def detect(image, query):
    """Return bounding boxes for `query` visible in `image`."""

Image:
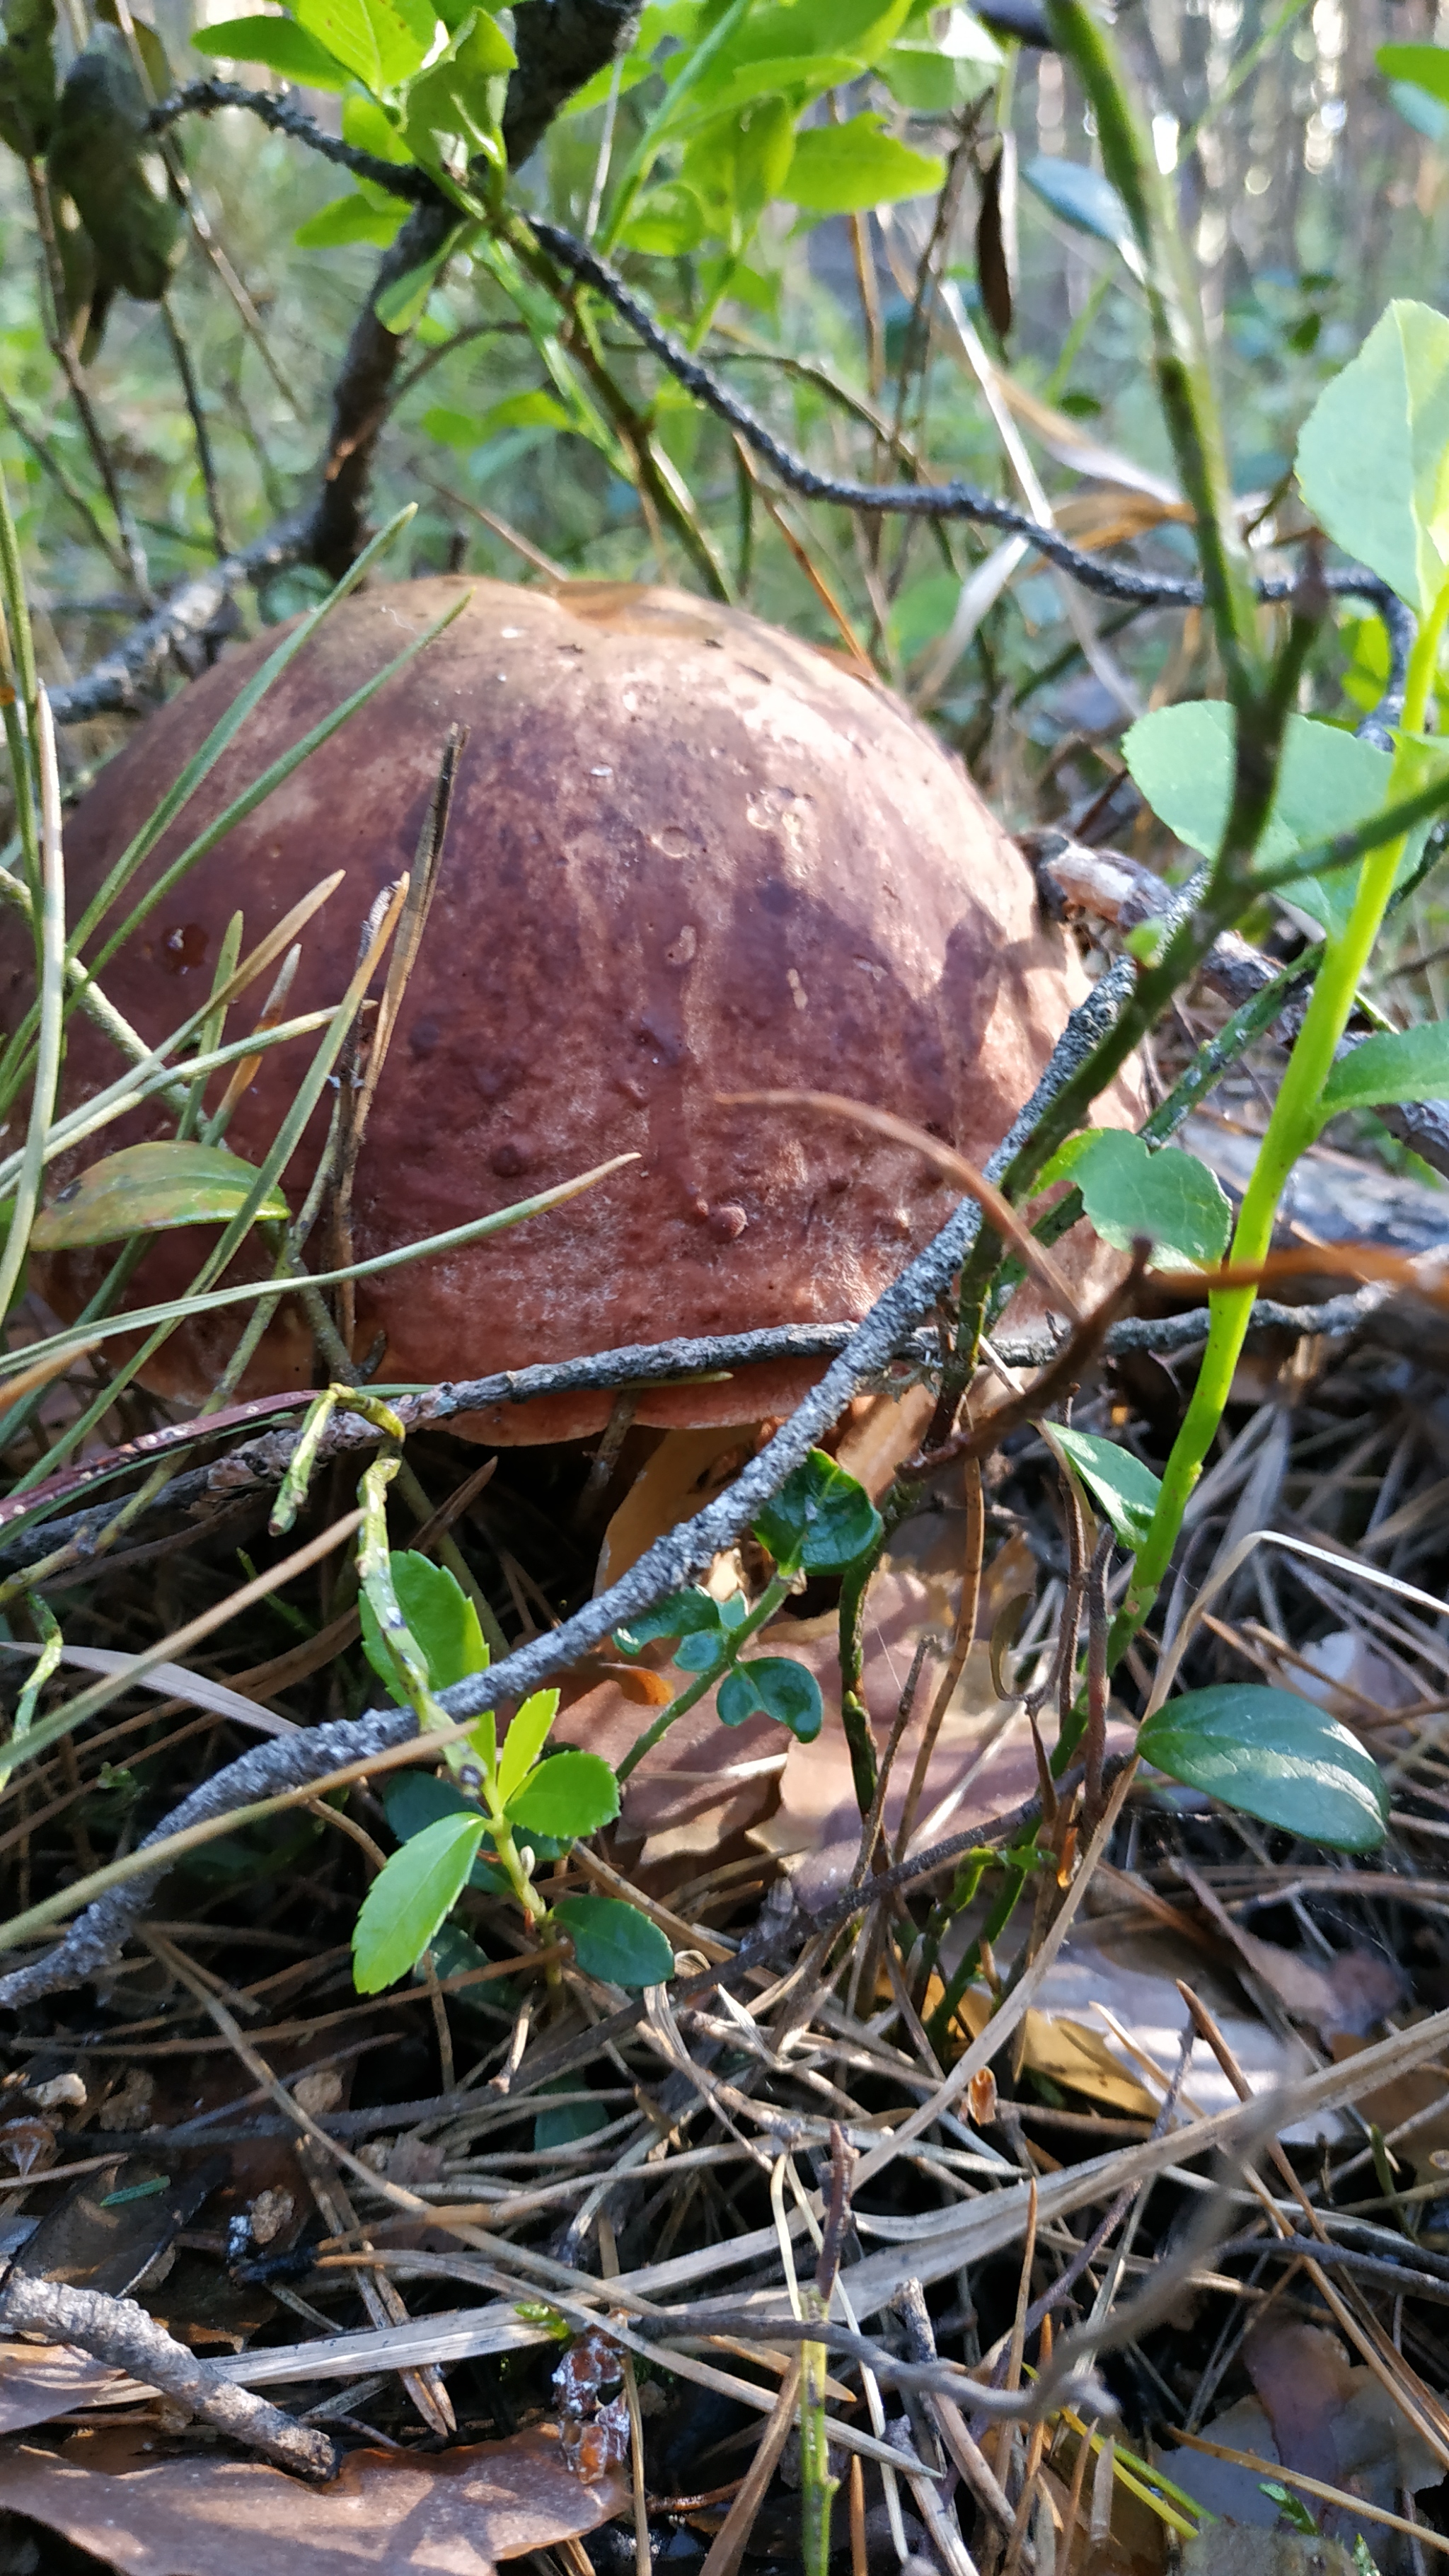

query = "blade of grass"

[0,689,65,1322]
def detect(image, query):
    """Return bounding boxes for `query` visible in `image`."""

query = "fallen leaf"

[987,1927,1344,2142]
[594,1423,758,1591]
[952,1988,1160,2114]
[0,2344,144,2435]
[1182,2534,1356,2576]
[0,2422,629,2575]
[1176,1861,1402,2042]
[1162,2321,1442,2569]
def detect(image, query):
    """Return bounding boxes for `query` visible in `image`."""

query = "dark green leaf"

[674,1629,725,1671]
[505,1750,620,1839]
[554,1895,675,1989]
[1051,1426,1162,1552]
[31,1140,288,1251]
[754,1449,883,1576]
[717,1656,823,1740]
[1137,1685,1389,1853]
[533,2074,610,2152]
[613,1588,723,1655]
[0,0,57,156]
[360,1552,487,1702]
[192,13,347,86]
[1068,1129,1232,1271]
[1022,154,1139,272]
[1320,1021,1449,1117]
[352,1811,486,1992]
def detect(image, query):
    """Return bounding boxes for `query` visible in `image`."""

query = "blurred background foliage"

[2,0,1447,982]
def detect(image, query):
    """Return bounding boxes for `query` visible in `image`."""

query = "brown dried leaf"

[0,2422,628,2575]
[1177,1864,1402,2043]
[0,2344,140,2435]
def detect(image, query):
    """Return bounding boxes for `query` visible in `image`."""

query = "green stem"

[1124,576,1449,1638]
[615,1573,792,1782]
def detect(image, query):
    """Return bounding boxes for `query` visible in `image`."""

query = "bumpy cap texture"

[16,579,1144,1439]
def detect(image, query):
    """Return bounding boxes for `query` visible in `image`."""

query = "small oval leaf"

[360,1552,488,1704]
[717,1656,824,1740]
[505,1749,620,1839]
[1051,1426,1162,1552]
[1068,1129,1231,1272]
[754,1450,883,1577]
[352,1810,485,1993]
[496,1688,560,1806]
[1137,1685,1389,1853]
[553,1895,674,1989]
[1320,1022,1449,1118]
[32,1141,289,1250]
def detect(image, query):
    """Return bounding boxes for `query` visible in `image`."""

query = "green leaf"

[784,115,943,213]
[1121,703,1409,939]
[1296,301,1449,619]
[1050,1426,1162,1552]
[381,1767,507,1887]
[404,6,515,179]
[1380,41,1449,105]
[352,1810,486,1992]
[613,1587,723,1656]
[496,1688,561,1805]
[1320,1022,1449,1117]
[505,1749,620,1839]
[882,8,999,109]
[359,1552,487,1703]
[291,0,434,90]
[295,190,406,247]
[374,226,468,330]
[533,2074,610,2152]
[754,1449,883,1576]
[30,1142,289,1250]
[554,1895,675,1989]
[192,13,348,86]
[717,1656,823,1740]
[1022,155,1141,276]
[1137,1685,1388,1853]
[1068,1129,1232,1271]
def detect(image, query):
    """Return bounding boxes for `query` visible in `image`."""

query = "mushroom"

[11,579,1144,1443]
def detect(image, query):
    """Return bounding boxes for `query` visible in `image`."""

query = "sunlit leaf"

[352,1810,485,1992]
[496,1689,562,1805]
[504,1749,620,1839]
[1068,1128,1232,1271]
[1137,1685,1389,1853]
[1296,300,1449,619]
[291,0,434,91]
[1121,701,1413,937]
[784,115,943,213]
[1321,1021,1449,1118]
[30,1142,288,1250]
[1051,1426,1162,1552]
[554,1894,675,1988]
[717,1655,823,1740]
[192,13,347,85]
[360,1552,487,1702]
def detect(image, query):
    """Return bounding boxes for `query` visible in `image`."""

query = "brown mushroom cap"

[13,579,1145,1441]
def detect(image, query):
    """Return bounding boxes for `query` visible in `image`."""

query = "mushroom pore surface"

[16,579,1145,1440]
